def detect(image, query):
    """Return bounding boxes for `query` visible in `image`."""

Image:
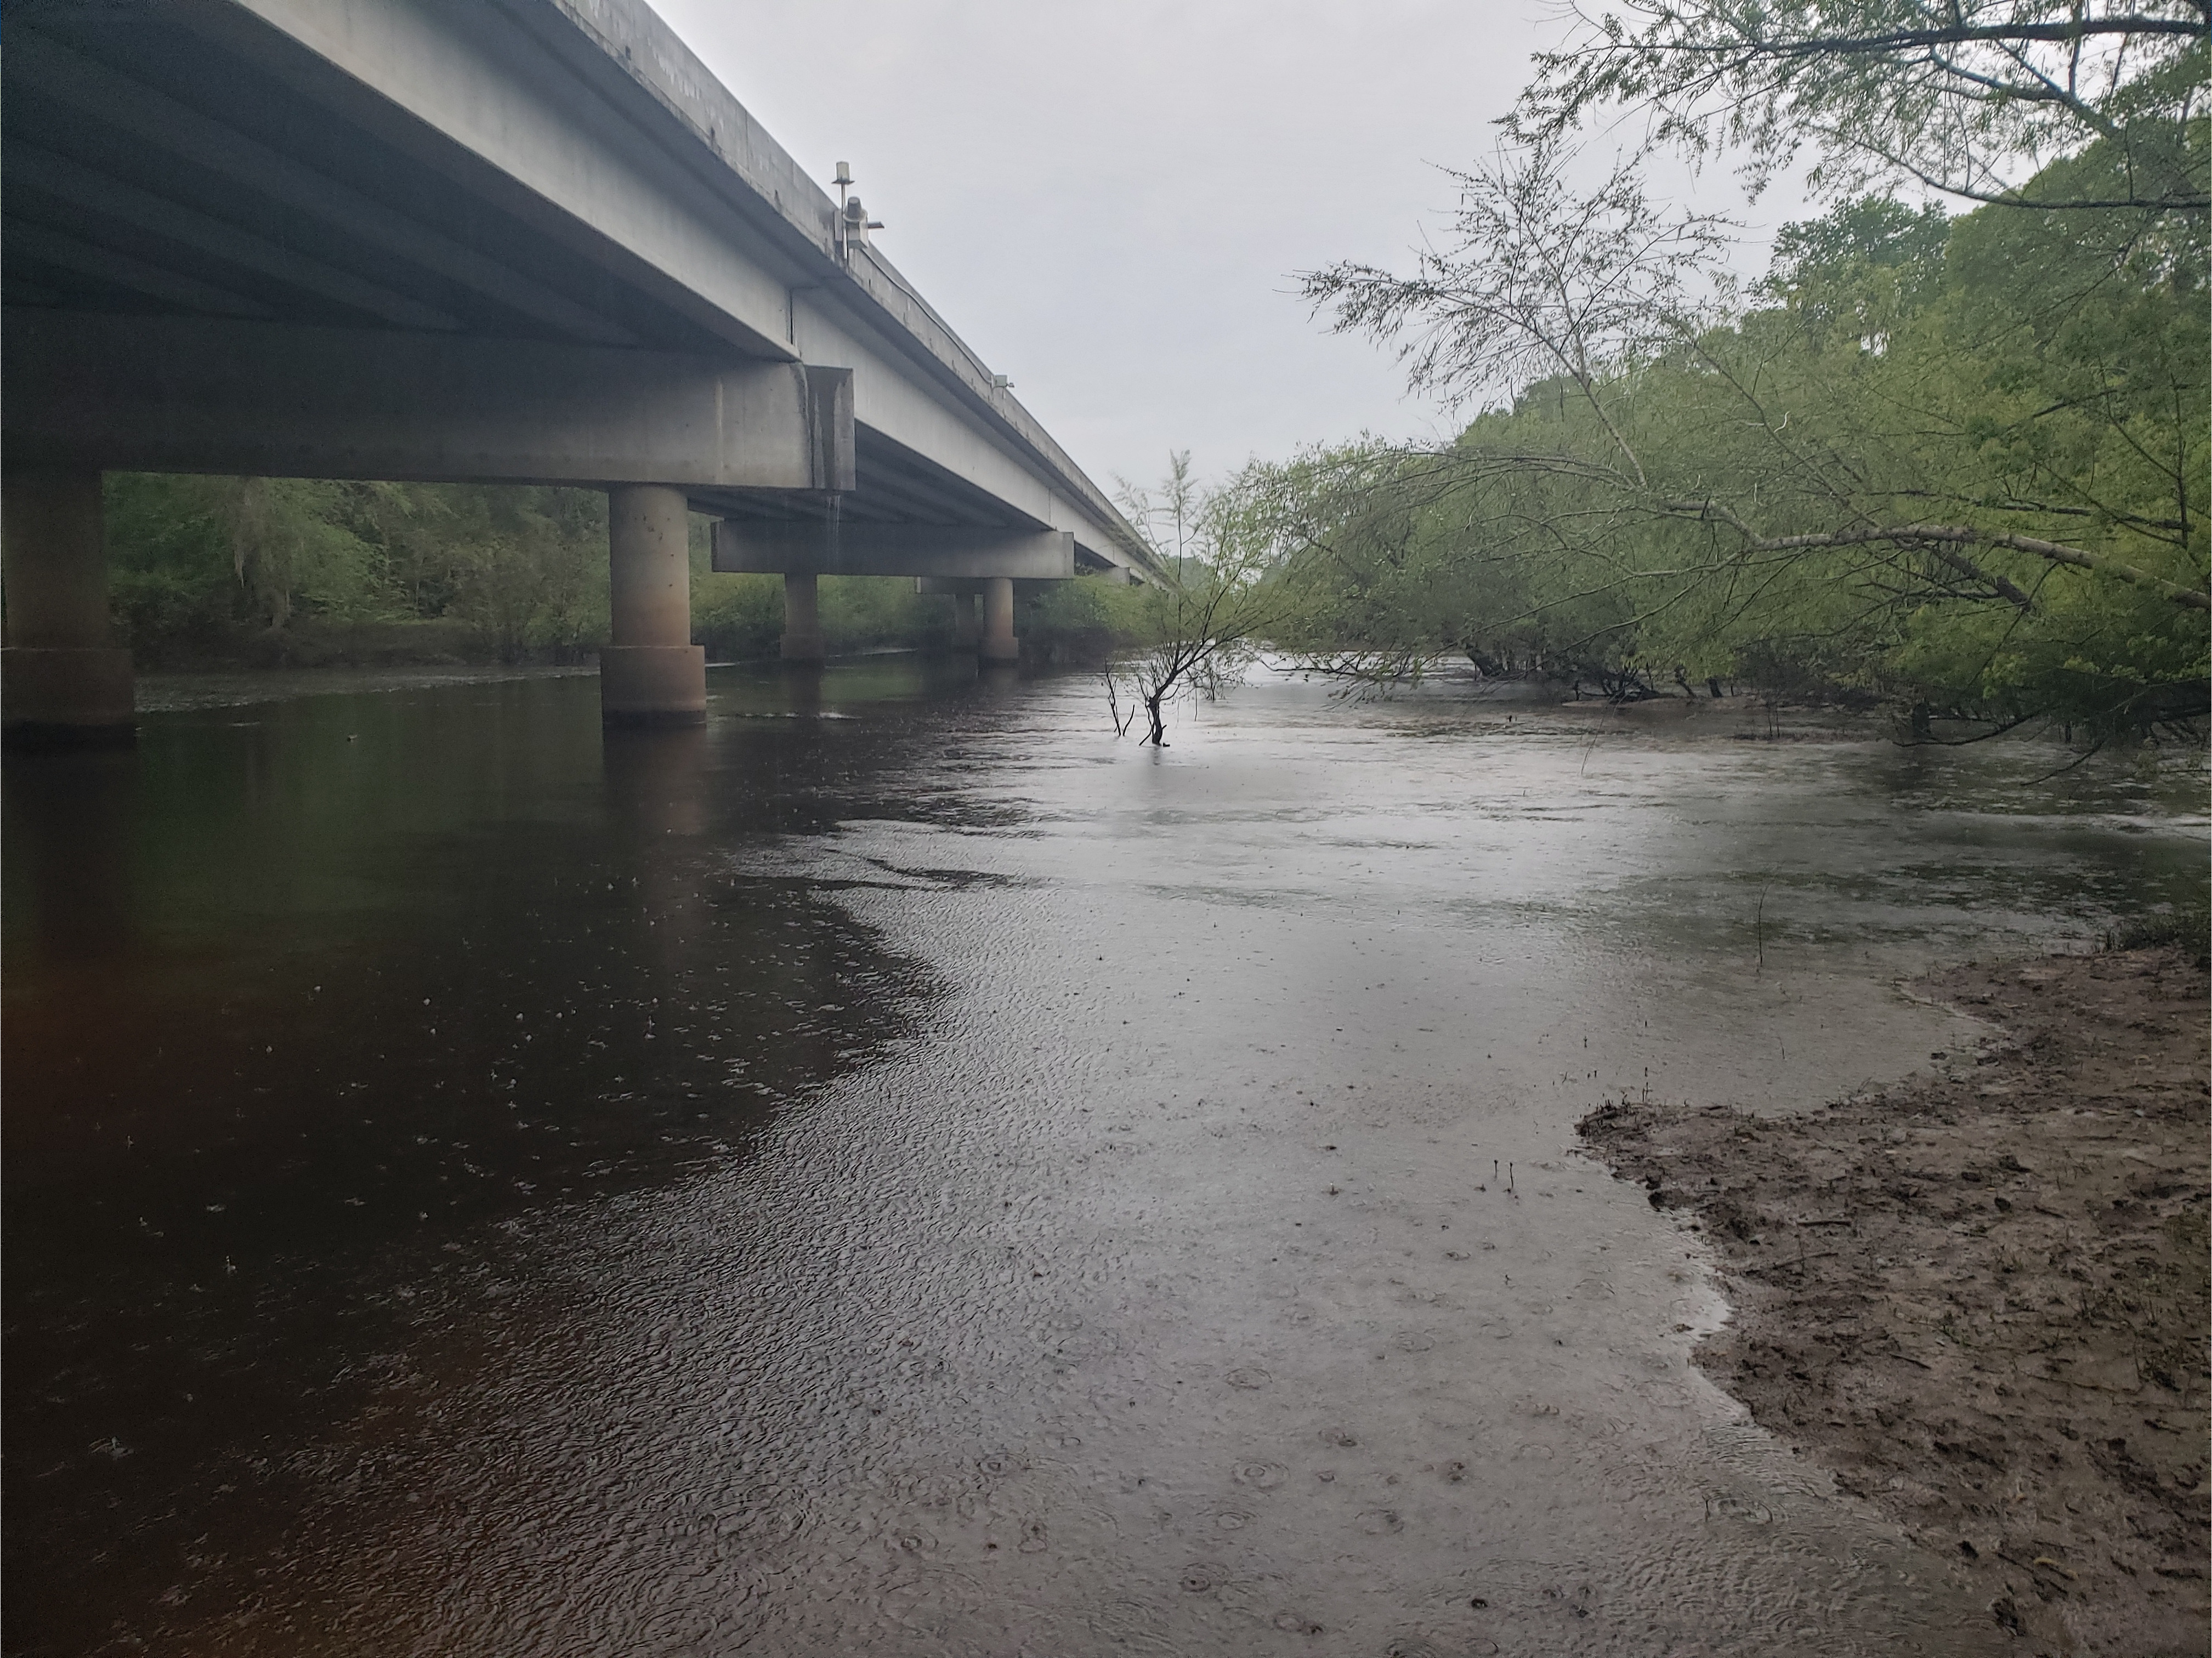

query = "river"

[4,660,2201,1656]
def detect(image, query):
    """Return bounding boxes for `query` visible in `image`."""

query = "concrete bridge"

[1,0,1160,738]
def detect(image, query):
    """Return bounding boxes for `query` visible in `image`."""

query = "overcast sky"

[655,0,1807,496]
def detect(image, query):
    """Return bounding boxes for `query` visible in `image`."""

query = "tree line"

[1108,0,2205,744]
[100,474,963,668]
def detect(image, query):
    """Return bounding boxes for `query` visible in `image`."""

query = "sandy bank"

[1582,945,2209,1656]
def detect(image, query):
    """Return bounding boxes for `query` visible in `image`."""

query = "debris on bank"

[1581,945,2209,1656]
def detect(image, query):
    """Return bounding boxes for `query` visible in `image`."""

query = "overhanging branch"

[1665,506,2210,610]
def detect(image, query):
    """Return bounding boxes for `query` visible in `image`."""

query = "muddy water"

[4,662,2201,1657]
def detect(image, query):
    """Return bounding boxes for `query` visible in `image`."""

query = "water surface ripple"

[4,663,2200,1656]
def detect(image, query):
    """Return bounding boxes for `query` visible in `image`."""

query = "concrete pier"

[781,572,825,663]
[600,484,705,725]
[2,468,134,743]
[980,576,1018,664]
[950,589,980,651]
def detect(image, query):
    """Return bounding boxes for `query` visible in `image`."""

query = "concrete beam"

[10,26,639,347]
[2,309,855,490]
[4,2,1158,577]
[9,3,1159,579]
[794,298,1163,580]
[8,140,464,332]
[917,567,1132,595]
[2,221,275,320]
[191,0,799,358]
[713,521,1074,580]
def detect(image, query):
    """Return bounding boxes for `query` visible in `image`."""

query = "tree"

[1302,139,1735,467]
[1510,0,2209,216]
[106,474,396,651]
[1290,142,2205,733]
[104,477,616,663]
[1105,453,1290,745]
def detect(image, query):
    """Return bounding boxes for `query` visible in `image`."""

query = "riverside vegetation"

[102,478,990,670]
[1111,0,2207,748]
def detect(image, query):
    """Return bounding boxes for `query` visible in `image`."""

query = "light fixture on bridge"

[842,197,885,244]
[831,162,883,256]
[991,374,1014,390]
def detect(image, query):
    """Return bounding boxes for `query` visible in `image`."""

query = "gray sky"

[656,0,1803,497]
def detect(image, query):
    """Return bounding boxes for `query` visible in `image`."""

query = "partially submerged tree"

[1106,453,1291,745]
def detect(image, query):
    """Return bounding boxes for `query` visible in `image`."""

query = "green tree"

[1287,139,2205,734]
[1105,453,1292,745]
[107,474,397,656]
[1511,0,2208,215]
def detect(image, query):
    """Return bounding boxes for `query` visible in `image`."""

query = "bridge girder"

[713,522,1074,582]
[4,310,855,492]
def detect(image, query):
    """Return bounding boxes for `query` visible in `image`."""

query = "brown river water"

[4,660,2202,1656]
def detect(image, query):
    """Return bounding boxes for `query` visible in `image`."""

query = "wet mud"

[1583,945,2210,1657]
[4,665,2204,1655]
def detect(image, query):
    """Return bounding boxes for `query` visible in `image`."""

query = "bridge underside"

[3,9,1097,552]
[698,430,1129,578]
[2,1,1148,734]
[4,10,768,355]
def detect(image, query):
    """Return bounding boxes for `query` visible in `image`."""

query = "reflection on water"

[4,662,2201,1656]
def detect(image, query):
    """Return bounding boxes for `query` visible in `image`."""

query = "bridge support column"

[601,484,705,725]
[979,576,1018,664]
[2,467,134,745]
[950,589,980,651]
[781,572,825,663]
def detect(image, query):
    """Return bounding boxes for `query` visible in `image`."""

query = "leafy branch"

[1510,0,2209,214]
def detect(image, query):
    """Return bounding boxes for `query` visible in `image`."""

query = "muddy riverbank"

[1583,944,2210,1657]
